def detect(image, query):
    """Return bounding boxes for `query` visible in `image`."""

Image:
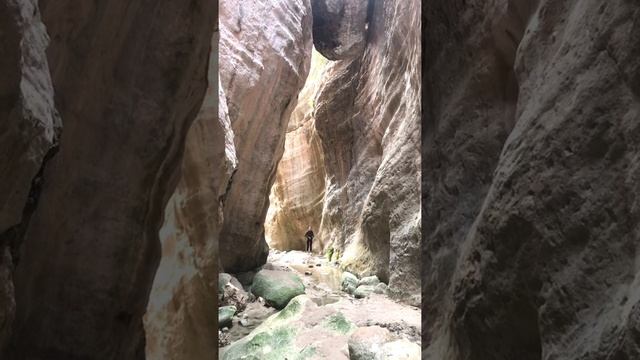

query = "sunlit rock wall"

[219,0,313,272]
[424,0,640,359]
[265,50,328,251]
[144,27,237,359]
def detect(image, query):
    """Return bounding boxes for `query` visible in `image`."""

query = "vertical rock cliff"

[218,0,313,272]
[311,0,421,305]
[265,49,328,251]
[424,0,640,359]
[144,28,237,359]
[3,0,216,358]
[0,0,60,349]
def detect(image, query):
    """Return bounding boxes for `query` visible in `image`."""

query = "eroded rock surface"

[6,0,216,358]
[144,25,237,359]
[219,0,314,272]
[0,1,60,349]
[311,0,370,60]
[265,50,329,251]
[424,1,640,359]
[314,0,421,305]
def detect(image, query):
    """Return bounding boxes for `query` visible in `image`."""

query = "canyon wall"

[311,0,421,306]
[264,50,328,251]
[424,0,640,359]
[0,0,61,350]
[218,0,313,272]
[2,0,216,358]
[144,28,236,359]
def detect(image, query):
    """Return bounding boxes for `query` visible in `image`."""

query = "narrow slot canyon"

[1,0,639,359]
[143,0,421,358]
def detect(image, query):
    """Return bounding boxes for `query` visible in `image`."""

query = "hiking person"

[305,226,314,252]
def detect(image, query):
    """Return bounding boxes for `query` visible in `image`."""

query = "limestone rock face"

[144,27,237,360]
[424,1,640,359]
[219,0,313,272]
[311,0,370,60]
[314,0,421,305]
[6,0,216,358]
[0,1,60,348]
[265,50,329,251]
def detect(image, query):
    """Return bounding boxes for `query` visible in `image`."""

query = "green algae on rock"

[222,295,357,359]
[354,285,376,299]
[322,312,357,335]
[251,270,305,309]
[219,306,237,328]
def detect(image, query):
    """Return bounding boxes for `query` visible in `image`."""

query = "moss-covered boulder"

[358,275,380,287]
[341,271,358,291]
[221,295,357,360]
[374,282,388,294]
[218,306,237,328]
[251,269,305,309]
[322,312,357,335]
[354,285,376,299]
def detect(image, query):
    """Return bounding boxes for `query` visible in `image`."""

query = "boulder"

[381,339,421,359]
[219,273,243,292]
[348,326,393,360]
[354,285,376,299]
[358,275,380,287]
[219,273,248,311]
[251,270,305,309]
[374,283,388,295]
[218,306,237,329]
[234,271,257,286]
[344,284,357,295]
[341,271,359,291]
[221,295,357,360]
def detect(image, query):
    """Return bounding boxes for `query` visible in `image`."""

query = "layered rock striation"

[312,0,422,305]
[219,0,313,272]
[265,50,328,251]
[424,0,640,359]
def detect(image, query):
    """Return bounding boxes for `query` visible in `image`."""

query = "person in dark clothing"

[305,226,314,252]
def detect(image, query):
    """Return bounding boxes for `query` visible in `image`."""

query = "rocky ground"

[218,249,421,359]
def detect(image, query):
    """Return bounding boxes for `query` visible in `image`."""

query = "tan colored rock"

[265,50,329,251]
[6,0,216,358]
[219,0,313,272]
[424,1,640,359]
[313,0,421,305]
[348,326,393,360]
[144,28,238,359]
[311,0,370,60]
